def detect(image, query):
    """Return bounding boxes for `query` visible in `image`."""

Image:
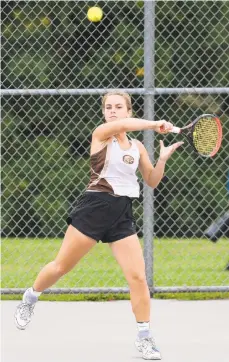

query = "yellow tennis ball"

[87,7,103,22]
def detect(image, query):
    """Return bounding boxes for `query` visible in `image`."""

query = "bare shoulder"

[134,139,146,154]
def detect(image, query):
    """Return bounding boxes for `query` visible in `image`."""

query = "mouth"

[110,116,117,119]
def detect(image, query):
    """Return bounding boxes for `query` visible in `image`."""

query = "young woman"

[15,90,183,360]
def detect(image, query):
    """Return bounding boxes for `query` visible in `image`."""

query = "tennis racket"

[161,114,222,157]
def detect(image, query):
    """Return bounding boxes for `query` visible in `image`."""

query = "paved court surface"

[1,299,229,362]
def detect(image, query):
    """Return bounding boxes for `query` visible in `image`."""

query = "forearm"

[147,159,166,188]
[93,118,170,141]
[122,118,157,132]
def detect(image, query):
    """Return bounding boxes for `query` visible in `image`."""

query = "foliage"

[2,1,229,237]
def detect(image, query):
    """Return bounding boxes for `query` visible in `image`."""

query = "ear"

[128,110,132,117]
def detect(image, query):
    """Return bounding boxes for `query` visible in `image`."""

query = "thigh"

[109,234,146,282]
[55,225,96,272]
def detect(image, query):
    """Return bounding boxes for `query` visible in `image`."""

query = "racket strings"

[193,117,220,156]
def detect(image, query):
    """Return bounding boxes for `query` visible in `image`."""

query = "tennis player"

[15,90,183,360]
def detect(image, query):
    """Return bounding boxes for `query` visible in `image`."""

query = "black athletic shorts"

[67,191,137,243]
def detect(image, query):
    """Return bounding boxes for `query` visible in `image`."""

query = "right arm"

[92,118,173,141]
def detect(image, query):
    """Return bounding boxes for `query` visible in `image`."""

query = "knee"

[128,272,147,287]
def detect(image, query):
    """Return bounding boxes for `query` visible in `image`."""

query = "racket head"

[183,114,222,157]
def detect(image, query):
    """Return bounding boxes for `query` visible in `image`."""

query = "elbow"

[154,181,161,189]
[145,169,160,188]
[147,180,160,189]
[146,173,162,189]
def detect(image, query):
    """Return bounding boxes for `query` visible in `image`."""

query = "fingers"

[173,141,184,150]
[161,141,184,150]
[166,122,173,131]
[159,141,184,162]
[170,142,184,152]
[158,120,173,133]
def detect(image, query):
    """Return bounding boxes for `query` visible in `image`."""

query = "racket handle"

[160,125,181,133]
[170,126,181,134]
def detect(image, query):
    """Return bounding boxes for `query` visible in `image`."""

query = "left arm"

[137,140,184,188]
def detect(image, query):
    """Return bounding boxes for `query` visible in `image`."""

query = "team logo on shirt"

[123,155,134,164]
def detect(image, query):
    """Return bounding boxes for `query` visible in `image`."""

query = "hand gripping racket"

[162,114,223,157]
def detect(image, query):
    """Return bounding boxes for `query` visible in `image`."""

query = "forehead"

[105,94,126,105]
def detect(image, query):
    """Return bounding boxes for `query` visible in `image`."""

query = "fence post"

[143,0,156,294]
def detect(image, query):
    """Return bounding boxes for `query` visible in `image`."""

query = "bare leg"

[109,234,150,321]
[108,235,162,359]
[15,225,96,330]
[33,225,96,291]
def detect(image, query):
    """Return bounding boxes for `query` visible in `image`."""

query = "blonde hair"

[102,90,132,112]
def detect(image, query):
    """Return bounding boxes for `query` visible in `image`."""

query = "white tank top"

[87,137,140,197]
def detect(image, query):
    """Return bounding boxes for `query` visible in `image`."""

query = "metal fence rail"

[2,1,229,295]
[1,87,229,96]
[2,286,229,295]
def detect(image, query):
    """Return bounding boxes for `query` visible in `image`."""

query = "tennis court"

[2,299,229,362]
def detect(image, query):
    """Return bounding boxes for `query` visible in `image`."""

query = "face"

[103,95,131,122]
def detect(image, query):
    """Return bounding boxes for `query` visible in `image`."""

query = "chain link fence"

[2,1,229,295]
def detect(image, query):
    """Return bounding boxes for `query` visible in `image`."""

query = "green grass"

[1,292,229,301]
[1,237,229,300]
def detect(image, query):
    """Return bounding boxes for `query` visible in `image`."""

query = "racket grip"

[159,125,181,133]
[170,126,181,134]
